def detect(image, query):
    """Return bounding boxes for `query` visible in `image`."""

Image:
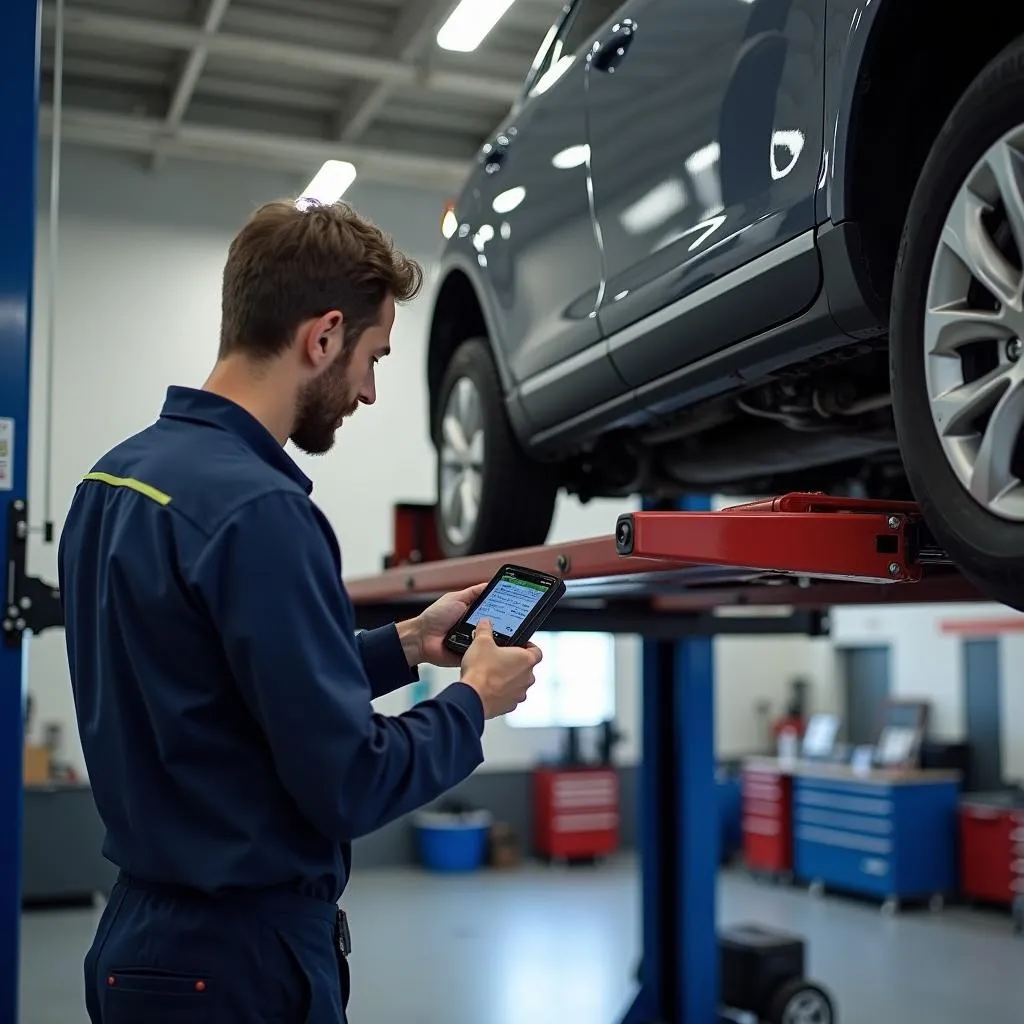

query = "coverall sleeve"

[190,491,486,842]
[355,625,419,700]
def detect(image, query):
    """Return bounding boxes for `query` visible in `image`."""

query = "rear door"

[585,0,825,390]
[473,0,620,432]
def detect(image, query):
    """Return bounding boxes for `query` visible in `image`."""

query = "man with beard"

[58,199,543,1024]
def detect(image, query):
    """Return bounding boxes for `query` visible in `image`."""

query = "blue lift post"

[0,1,42,1018]
[623,495,718,1024]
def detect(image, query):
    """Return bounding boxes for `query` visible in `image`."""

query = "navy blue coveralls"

[59,386,486,1023]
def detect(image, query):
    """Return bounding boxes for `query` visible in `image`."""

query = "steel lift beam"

[347,492,987,1024]
[0,4,42,1021]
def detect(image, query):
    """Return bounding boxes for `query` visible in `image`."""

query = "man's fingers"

[472,618,494,640]
[455,581,488,605]
[524,642,543,666]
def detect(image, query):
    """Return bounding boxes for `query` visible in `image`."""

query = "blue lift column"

[0,1,43,1019]
[623,495,718,1024]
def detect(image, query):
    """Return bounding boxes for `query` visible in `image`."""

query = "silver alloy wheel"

[925,124,1024,520]
[781,990,831,1024]
[439,376,485,546]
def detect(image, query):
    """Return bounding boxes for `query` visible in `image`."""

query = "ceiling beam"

[44,4,521,103]
[38,105,471,194]
[153,0,232,169]
[335,0,459,144]
[165,0,231,128]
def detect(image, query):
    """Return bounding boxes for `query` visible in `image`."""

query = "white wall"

[21,144,828,779]
[831,602,1024,779]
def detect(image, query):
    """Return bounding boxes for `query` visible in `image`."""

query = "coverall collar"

[160,385,314,494]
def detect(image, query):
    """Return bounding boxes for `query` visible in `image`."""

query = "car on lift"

[425,0,1024,609]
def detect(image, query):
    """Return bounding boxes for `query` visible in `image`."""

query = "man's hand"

[460,619,542,719]
[396,581,488,669]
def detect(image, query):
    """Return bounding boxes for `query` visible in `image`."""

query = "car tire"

[891,36,1024,609]
[433,338,558,558]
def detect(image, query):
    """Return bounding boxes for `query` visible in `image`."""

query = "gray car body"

[426,0,894,480]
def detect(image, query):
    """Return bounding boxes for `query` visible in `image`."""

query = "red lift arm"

[345,492,982,610]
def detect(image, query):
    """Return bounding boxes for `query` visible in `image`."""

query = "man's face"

[291,294,395,456]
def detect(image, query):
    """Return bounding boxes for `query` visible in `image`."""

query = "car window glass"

[527,0,623,98]
[561,0,624,56]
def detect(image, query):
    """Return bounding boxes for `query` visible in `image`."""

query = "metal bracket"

[3,499,62,647]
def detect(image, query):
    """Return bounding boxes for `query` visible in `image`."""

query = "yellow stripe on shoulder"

[82,471,172,506]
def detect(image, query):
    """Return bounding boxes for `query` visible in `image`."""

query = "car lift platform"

[347,492,983,620]
[346,493,988,1024]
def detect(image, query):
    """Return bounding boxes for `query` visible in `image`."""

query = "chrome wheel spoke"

[970,369,1024,509]
[942,187,1021,307]
[987,138,1024,263]
[441,414,469,457]
[933,363,1016,438]
[924,302,1013,358]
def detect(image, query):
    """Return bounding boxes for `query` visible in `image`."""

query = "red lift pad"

[615,492,927,584]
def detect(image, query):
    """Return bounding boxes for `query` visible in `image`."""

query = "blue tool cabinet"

[793,768,960,907]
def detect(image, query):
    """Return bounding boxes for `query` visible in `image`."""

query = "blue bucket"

[413,810,492,873]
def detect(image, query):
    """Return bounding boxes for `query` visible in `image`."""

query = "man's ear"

[300,311,344,371]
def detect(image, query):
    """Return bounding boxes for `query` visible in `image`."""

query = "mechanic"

[58,198,542,1024]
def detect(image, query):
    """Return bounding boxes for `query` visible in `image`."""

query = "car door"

[475,0,624,432]
[585,0,825,391]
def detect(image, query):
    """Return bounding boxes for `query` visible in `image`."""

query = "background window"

[507,631,617,728]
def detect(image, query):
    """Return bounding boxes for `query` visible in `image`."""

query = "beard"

[291,354,360,456]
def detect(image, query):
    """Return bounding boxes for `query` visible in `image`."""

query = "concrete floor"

[19,858,1024,1023]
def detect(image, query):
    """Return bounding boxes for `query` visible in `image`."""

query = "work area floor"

[20,857,1024,1023]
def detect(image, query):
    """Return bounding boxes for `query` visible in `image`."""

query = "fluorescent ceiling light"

[437,0,517,53]
[297,160,356,206]
[492,185,526,214]
[551,144,589,170]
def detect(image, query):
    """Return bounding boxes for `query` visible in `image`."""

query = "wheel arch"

[426,261,514,442]
[830,0,1024,309]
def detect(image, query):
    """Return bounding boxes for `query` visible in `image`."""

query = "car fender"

[821,0,892,225]
[427,240,536,442]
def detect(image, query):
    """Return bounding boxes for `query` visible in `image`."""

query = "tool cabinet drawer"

[959,805,1014,904]
[795,833,891,898]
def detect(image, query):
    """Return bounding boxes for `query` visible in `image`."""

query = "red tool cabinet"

[532,767,619,860]
[959,799,1024,905]
[741,762,794,875]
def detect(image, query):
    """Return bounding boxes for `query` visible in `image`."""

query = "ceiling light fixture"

[437,0,518,53]
[296,160,357,208]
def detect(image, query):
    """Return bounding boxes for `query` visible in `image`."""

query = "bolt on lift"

[347,492,987,1024]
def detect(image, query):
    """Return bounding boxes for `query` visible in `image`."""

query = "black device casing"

[443,564,567,656]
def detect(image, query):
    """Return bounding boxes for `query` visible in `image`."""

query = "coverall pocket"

[259,926,314,1022]
[103,967,214,1023]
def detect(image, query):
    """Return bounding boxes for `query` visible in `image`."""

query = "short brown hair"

[219,199,423,360]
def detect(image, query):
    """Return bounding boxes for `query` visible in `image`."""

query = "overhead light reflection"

[472,223,495,252]
[653,213,728,255]
[552,144,590,170]
[619,178,689,235]
[532,54,575,96]
[492,186,526,214]
[770,129,805,181]
[684,141,722,217]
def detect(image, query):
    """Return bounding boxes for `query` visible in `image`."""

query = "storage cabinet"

[742,764,794,875]
[959,798,1024,906]
[792,771,959,907]
[532,768,619,861]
